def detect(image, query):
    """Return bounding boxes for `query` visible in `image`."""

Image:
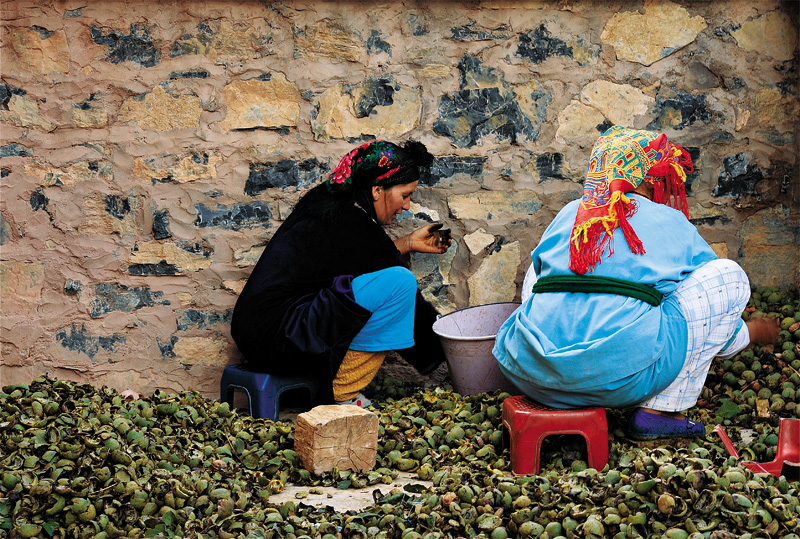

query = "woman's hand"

[394,223,452,255]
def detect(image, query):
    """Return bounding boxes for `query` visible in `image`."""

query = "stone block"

[132,152,222,184]
[732,10,796,62]
[26,159,113,186]
[601,0,707,66]
[129,242,212,273]
[171,20,271,60]
[468,241,520,306]
[0,261,45,310]
[313,79,421,140]
[72,104,109,128]
[555,100,606,148]
[80,194,141,235]
[448,191,541,220]
[294,20,364,62]
[738,208,800,288]
[91,23,160,67]
[295,405,379,475]
[579,80,655,128]
[756,87,800,129]
[9,26,70,74]
[172,336,230,366]
[464,228,495,255]
[234,245,265,267]
[118,86,201,131]
[1,94,55,131]
[220,76,301,131]
[194,202,272,230]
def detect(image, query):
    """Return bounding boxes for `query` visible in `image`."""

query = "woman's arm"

[394,223,452,255]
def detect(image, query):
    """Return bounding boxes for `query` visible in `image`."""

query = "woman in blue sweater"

[493,127,777,439]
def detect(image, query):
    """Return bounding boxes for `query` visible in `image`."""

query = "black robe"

[231,190,446,403]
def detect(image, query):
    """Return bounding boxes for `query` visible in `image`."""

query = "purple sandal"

[627,409,706,440]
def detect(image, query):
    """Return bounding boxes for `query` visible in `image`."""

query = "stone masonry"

[1,1,798,397]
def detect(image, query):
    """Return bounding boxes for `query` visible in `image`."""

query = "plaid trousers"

[640,259,750,411]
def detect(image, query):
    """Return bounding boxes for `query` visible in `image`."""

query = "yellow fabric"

[332,350,387,401]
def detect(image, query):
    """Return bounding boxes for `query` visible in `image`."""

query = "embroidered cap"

[569,126,693,274]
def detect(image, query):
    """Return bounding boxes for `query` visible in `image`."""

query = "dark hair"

[294,140,433,223]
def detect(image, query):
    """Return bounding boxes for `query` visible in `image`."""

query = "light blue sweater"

[493,195,718,408]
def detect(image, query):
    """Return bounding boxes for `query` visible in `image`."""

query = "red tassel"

[617,199,644,255]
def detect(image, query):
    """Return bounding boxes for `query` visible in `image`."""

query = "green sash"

[531,274,663,307]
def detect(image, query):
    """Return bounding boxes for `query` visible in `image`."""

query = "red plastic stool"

[502,395,609,475]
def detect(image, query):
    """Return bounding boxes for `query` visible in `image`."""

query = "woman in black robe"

[231,140,450,406]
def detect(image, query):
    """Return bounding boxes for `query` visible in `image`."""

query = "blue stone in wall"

[0,83,26,108]
[90,282,163,318]
[649,92,711,130]
[0,143,32,157]
[128,261,180,276]
[55,324,126,360]
[367,30,391,56]
[105,195,131,220]
[194,202,272,230]
[515,24,572,64]
[153,209,171,239]
[427,156,486,186]
[713,153,764,198]
[450,24,509,41]
[91,23,160,67]
[246,158,328,194]
[30,190,48,212]
[176,309,233,331]
[433,87,535,148]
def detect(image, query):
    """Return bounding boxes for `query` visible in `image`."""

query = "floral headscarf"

[325,140,430,194]
[569,126,693,274]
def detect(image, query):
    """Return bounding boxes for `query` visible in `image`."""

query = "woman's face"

[372,181,419,225]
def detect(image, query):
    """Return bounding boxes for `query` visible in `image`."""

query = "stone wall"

[1,0,798,397]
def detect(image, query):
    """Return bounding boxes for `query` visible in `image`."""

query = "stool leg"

[252,389,278,421]
[584,436,609,472]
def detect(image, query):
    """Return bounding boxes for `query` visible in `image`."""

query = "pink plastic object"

[502,395,609,475]
[432,302,521,396]
[713,418,800,478]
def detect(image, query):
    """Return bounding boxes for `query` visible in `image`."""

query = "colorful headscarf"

[325,140,430,194]
[569,126,693,274]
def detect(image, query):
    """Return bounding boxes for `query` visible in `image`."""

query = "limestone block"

[72,105,108,128]
[220,76,301,131]
[601,0,707,66]
[222,280,247,295]
[294,20,364,62]
[234,245,265,267]
[118,86,202,131]
[25,160,113,186]
[448,191,541,220]
[709,243,728,260]
[172,337,230,367]
[129,242,212,272]
[737,208,800,288]
[1,95,56,131]
[80,194,141,236]
[732,10,796,62]
[688,203,724,221]
[172,20,270,60]
[755,87,800,129]
[579,80,655,128]
[418,64,451,78]
[464,228,495,255]
[295,405,379,475]
[468,241,520,306]
[0,261,45,310]
[555,100,605,148]
[10,27,70,74]
[313,81,421,140]
[132,152,222,183]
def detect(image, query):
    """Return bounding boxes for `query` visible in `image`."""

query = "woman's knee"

[378,266,417,298]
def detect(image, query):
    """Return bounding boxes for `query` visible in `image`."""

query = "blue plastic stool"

[219,364,319,420]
